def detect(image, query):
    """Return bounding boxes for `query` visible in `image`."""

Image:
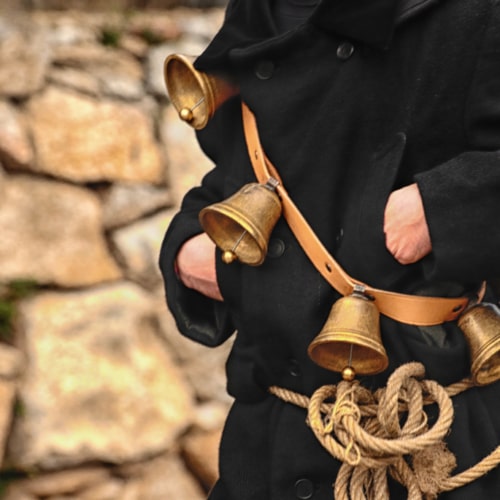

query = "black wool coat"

[160,0,500,498]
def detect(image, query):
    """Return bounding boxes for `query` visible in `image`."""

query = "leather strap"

[241,102,472,326]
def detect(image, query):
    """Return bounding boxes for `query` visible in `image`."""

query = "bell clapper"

[179,97,206,123]
[221,179,278,264]
[340,285,374,381]
[342,344,356,381]
[342,366,356,381]
[222,251,237,264]
[222,230,247,264]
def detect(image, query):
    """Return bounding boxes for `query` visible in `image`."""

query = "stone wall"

[0,6,232,499]
[2,1,228,12]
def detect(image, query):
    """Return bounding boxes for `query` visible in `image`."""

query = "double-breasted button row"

[255,42,354,80]
[336,41,355,60]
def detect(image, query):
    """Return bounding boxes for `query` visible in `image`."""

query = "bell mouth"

[199,206,268,266]
[308,334,389,376]
[472,340,500,386]
[307,292,387,378]
[198,182,282,267]
[459,302,500,386]
[164,54,213,129]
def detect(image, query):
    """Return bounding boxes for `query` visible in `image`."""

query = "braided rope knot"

[269,362,500,498]
[307,362,456,498]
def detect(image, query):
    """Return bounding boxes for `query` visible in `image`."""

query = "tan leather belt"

[241,102,473,326]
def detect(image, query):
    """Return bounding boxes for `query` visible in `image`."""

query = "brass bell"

[308,287,388,380]
[164,54,239,129]
[458,302,500,386]
[199,178,282,266]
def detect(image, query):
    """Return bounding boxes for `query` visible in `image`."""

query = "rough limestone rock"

[52,44,145,99]
[3,452,207,500]
[0,175,122,287]
[101,182,172,230]
[155,287,234,405]
[26,87,165,184]
[0,342,24,380]
[111,209,173,288]
[2,467,110,498]
[0,6,229,495]
[160,104,214,205]
[116,452,206,500]
[0,100,34,169]
[34,11,98,47]
[7,282,194,470]
[0,344,24,466]
[181,429,221,490]
[0,380,16,467]
[0,20,50,98]
[47,67,101,97]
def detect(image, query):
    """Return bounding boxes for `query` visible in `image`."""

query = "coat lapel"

[195,0,444,70]
[310,0,401,49]
[396,0,442,24]
[310,0,443,49]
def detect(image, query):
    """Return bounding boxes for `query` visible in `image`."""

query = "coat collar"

[195,0,441,70]
[311,0,440,48]
[310,0,401,49]
[397,0,441,24]
[311,0,441,48]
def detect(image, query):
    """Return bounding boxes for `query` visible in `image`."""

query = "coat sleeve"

[414,2,500,283]
[159,108,236,347]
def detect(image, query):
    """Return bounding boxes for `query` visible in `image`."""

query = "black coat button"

[267,238,285,258]
[255,60,275,79]
[336,42,355,60]
[295,478,314,499]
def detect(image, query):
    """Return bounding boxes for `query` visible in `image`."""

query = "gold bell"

[163,54,239,129]
[458,302,500,386]
[199,178,282,266]
[308,286,388,380]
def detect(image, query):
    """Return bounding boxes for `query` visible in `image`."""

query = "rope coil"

[269,362,500,499]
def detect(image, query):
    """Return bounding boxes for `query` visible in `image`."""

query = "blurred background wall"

[0,1,231,498]
[2,1,228,10]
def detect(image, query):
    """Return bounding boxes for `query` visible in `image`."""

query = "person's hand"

[383,183,432,265]
[175,232,223,301]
